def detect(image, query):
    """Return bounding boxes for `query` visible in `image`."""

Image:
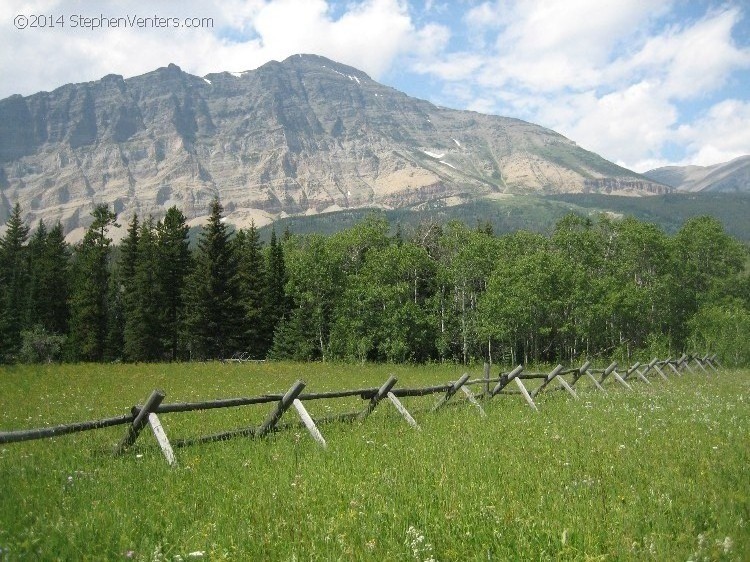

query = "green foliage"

[184,199,243,360]
[0,203,30,361]
[688,301,750,367]
[68,205,118,361]
[18,324,66,363]
[156,207,191,360]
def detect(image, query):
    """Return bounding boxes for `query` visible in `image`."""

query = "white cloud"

[676,99,750,166]
[0,0,446,98]
[414,1,750,169]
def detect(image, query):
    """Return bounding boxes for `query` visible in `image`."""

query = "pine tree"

[124,217,162,361]
[42,223,71,335]
[262,227,288,354]
[68,205,118,361]
[156,207,191,360]
[0,203,30,361]
[107,214,139,360]
[184,199,242,359]
[25,220,71,339]
[235,222,267,358]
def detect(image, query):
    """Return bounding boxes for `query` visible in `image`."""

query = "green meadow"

[0,362,748,561]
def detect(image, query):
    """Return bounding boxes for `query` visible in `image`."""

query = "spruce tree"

[156,207,191,360]
[107,214,139,360]
[124,217,162,361]
[68,205,118,361]
[235,222,266,358]
[185,199,242,359]
[25,220,71,341]
[0,203,30,361]
[263,227,288,354]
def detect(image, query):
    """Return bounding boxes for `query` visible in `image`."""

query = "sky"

[1,0,749,172]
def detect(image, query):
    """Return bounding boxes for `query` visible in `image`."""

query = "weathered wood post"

[292,399,327,448]
[598,361,618,385]
[358,375,398,422]
[148,413,177,466]
[491,365,523,397]
[460,385,487,417]
[694,355,709,374]
[531,364,564,398]
[256,380,306,438]
[652,359,668,380]
[386,392,420,429]
[514,377,539,411]
[665,357,682,376]
[610,365,634,390]
[623,362,643,383]
[432,373,471,412]
[705,354,719,372]
[483,362,491,398]
[114,389,165,455]
[647,358,668,381]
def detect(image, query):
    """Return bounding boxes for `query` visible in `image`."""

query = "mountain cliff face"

[644,156,750,193]
[0,54,669,237]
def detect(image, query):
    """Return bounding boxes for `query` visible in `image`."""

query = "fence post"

[483,362,490,398]
[492,365,523,397]
[460,385,487,417]
[514,377,538,411]
[653,359,669,381]
[359,375,398,422]
[531,364,564,398]
[598,361,618,385]
[148,413,177,466]
[433,373,471,412]
[292,399,327,448]
[386,392,420,429]
[114,389,165,456]
[665,357,682,376]
[694,355,709,374]
[256,380,306,438]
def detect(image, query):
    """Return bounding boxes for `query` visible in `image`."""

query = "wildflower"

[187,551,205,558]
[721,536,733,554]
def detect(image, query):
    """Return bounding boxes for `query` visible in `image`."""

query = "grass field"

[0,362,748,561]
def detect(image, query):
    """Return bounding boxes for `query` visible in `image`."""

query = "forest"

[0,199,748,366]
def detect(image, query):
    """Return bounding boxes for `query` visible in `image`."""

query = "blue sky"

[2,0,749,172]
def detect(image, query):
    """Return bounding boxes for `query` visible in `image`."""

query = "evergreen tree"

[235,221,267,358]
[68,205,118,361]
[0,203,30,361]
[107,214,139,360]
[124,217,162,361]
[184,199,242,359]
[156,207,191,360]
[26,220,71,337]
[263,227,288,353]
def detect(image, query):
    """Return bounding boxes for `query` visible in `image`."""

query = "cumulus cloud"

[416,1,750,170]
[0,0,447,98]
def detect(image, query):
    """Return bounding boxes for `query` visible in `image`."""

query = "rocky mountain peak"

[0,54,669,241]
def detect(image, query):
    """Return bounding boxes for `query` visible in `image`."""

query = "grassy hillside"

[257,193,750,242]
[1,362,747,560]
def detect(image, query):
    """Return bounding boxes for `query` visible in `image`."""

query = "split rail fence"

[0,353,721,466]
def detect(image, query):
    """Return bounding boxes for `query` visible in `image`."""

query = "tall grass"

[1,362,748,560]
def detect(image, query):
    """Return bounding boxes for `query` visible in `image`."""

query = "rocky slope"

[644,156,750,193]
[0,54,669,239]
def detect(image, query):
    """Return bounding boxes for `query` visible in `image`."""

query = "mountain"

[0,54,669,239]
[644,156,750,192]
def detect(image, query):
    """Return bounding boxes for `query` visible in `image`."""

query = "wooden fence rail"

[0,353,720,463]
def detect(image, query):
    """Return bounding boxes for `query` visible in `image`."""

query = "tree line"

[1,200,748,366]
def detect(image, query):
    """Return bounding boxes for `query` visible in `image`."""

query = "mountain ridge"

[644,155,750,192]
[0,54,670,239]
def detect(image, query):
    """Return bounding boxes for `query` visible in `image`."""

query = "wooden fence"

[0,353,721,466]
